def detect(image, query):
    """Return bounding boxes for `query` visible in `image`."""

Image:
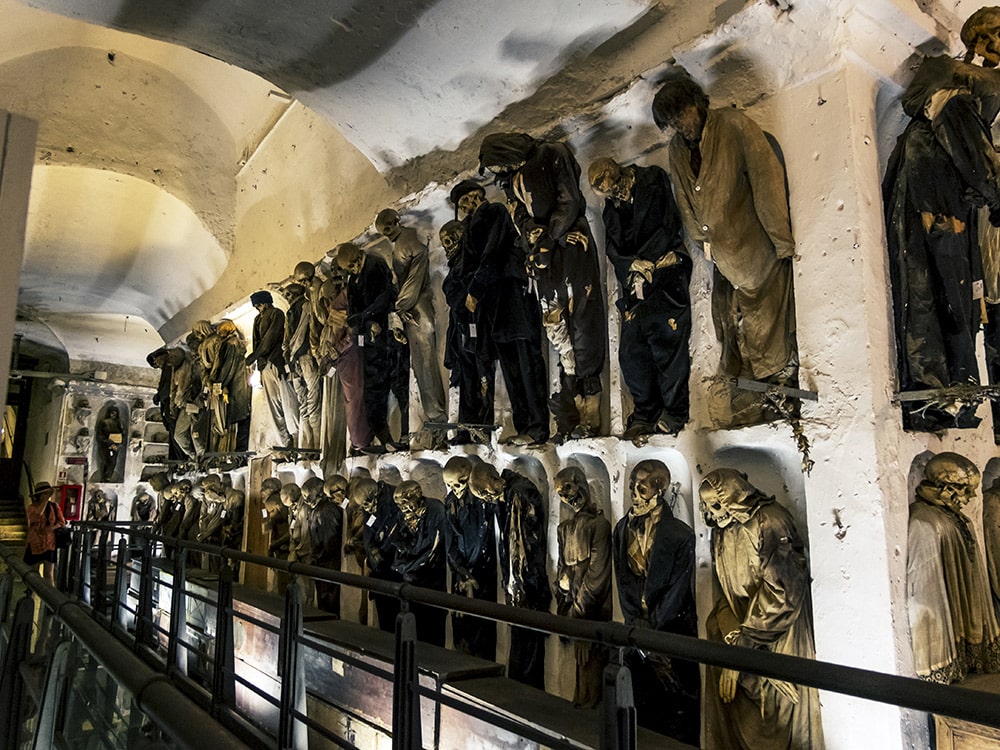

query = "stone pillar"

[780,61,912,749]
[0,111,38,406]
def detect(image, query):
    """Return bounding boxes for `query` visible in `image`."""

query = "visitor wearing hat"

[24,480,66,585]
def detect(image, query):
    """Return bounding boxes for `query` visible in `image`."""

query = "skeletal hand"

[566,230,588,250]
[719,668,739,703]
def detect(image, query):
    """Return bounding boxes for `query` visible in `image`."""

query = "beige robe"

[908,495,1000,683]
[668,107,797,379]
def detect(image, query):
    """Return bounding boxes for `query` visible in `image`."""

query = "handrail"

[78,520,1000,731]
[0,544,249,750]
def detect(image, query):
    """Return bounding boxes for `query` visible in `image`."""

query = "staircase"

[0,494,26,542]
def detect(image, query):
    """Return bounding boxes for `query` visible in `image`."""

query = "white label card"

[261,509,268,518]
[703,241,712,261]
[358,335,365,347]
[366,515,376,527]
[341,499,350,509]
[973,279,985,300]
[469,324,477,338]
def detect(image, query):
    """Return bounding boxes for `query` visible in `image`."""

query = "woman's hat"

[31,481,55,497]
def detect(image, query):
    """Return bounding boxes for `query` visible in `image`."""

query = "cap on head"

[962,7,1000,50]
[449,179,485,205]
[250,291,273,306]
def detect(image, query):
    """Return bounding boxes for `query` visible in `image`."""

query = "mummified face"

[555,468,588,512]
[375,209,402,241]
[443,459,472,501]
[456,189,486,219]
[439,222,464,261]
[324,475,348,504]
[469,466,503,505]
[350,478,379,515]
[630,468,661,516]
[924,452,981,510]
[699,487,737,528]
[394,481,426,530]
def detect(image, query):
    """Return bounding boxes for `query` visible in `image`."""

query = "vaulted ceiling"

[1,0,965,370]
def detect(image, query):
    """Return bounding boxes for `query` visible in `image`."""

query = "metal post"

[211,562,235,718]
[79,530,94,603]
[392,611,421,750]
[134,539,154,651]
[166,547,188,676]
[94,529,110,618]
[111,537,129,632]
[56,531,70,593]
[600,662,636,750]
[278,577,303,749]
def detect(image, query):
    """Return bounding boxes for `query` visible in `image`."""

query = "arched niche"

[622,446,694,530]
[710,444,809,549]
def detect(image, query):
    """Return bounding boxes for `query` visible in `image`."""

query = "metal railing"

[0,544,251,750]
[11,521,1000,749]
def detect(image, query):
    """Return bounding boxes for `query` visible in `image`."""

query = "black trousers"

[496,338,549,440]
[619,302,691,427]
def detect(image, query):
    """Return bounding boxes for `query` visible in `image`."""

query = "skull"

[335,243,365,277]
[699,469,757,529]
[963,7,1000,67]
[175,479,193,497]
[587,157,634,203]
[200,474,224,503]
[555,467,589,512]
[456,188,486,219]
[443,457,473,501]
[924,452,981,509]
[324,475,348,504]
[629,460,669,517]
[280,483,301,508]
[261,477,282,497]
[293,261,315,283]
[469,463,504,505]
[302,477,325,506]
[374,208,402,241]
[351,477,379,514]
[439,220,465,261]
[394,480,426,530]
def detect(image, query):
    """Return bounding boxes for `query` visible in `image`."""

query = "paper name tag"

[973,279,985,300]
[341,498,350,509]
[366,515,376,527]
[469,323,477,338]
[261,509,268,518]
[633,279,644,300]
[358,335,365,347]
[703,241,712,261]
[221,510,227,518]
[175,503,183,511]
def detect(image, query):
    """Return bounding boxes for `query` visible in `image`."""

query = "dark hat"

[31,481,55,497]
[449,179,484,205]
[250,290,273,306]
[145,347,168,367]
